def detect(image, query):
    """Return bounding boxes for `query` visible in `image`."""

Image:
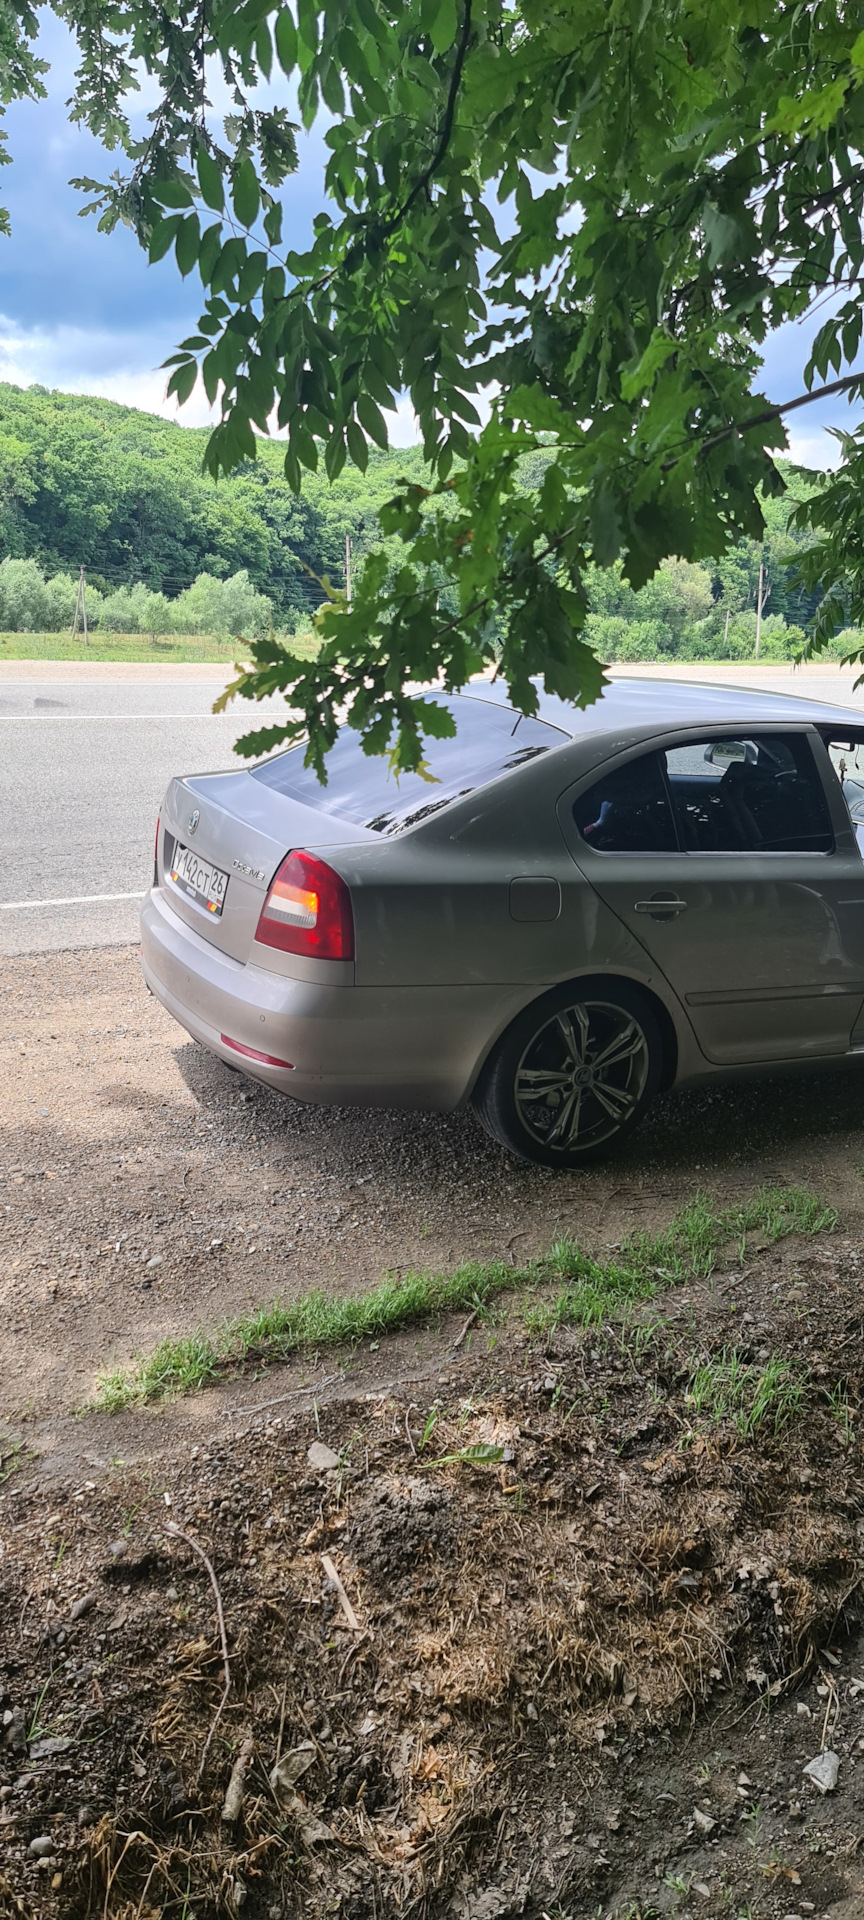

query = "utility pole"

[345,534,352,606]
[71,564,89,647]
[754,558,770,657]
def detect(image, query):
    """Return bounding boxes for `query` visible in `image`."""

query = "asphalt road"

[4,660,864,957]
[0,669,289,955]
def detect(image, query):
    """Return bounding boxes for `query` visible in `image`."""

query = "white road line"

[0,891,146,912]
[0,712,243,722]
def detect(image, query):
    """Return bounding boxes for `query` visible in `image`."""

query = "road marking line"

[0,892,146,912]
[0,712,243,722]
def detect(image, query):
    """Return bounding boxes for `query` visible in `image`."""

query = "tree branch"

[663,370,864,470]
[384,0,473,234]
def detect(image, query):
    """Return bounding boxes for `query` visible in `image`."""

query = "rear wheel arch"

[471,972,678,1100]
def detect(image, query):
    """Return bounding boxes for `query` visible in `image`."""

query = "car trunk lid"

[159,770,374,964]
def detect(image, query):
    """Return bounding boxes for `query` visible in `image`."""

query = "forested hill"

[0,382,428,623]
[0,380,832,662]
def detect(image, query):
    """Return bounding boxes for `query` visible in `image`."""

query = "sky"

[0,9,859,470]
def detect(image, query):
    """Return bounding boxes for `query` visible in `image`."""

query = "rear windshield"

[250,692,568,833]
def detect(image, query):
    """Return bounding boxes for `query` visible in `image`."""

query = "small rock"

[146,1254,163,1269]
[29,1736,72,1760]
[270,1744,316,1793]
[693,1886,711,1900]
[29,1836,55,1858]
[306,1442,339,1472]
[802,1750,840,1793]
[526,1702,538,1721]
[796,1702,811,1717]
[692,1807,715,1833]
[69,1592,98,1622]
[107,1539,127,1559]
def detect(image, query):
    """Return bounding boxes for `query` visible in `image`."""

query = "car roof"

[463,673,864,737]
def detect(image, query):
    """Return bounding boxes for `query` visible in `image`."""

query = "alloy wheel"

[513,999,651,1153]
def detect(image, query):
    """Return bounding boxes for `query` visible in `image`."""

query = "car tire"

[473,979,664,1168]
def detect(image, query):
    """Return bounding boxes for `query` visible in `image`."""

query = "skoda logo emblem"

[188,808,200,835]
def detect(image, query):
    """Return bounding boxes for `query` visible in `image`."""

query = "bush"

[0,555,101,630]
[172,569,273,640]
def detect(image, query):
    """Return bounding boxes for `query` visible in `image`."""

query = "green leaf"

[346,419,369,470]
[275,7,298,73]
[428,0,458,55]
[197,221,224,286]
[151,177,193,209]
[175,213,200,277]
[167,360,198,405]
[148,215,181,263]
[233,157,260,229]
[356,393,389,448]
[196,148,224,213]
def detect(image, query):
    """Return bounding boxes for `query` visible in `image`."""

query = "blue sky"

[0,10,858,468]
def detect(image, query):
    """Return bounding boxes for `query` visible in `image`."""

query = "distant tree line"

[0,381,427,627]
[0,555,274,641]
[0,383,846,661]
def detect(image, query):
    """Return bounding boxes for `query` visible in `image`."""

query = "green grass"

[0,1436,25,1483]
[0,629,319,665]
[91,1183,836,1413]
[683,1350,808,1439]
[527,1184,836,1335]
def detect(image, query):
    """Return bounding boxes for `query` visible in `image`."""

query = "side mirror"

[703,739,757,767]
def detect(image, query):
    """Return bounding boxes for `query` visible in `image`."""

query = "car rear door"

[557,725,864,1066]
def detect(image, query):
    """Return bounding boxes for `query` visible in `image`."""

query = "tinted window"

[250,693,568,833]
[572,752,677,852]
[823,733,864,833]
[664,734,833,853]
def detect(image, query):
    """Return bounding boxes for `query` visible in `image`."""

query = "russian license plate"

[169,841,229,917]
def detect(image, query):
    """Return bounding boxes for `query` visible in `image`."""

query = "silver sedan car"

[140,676,864,1167]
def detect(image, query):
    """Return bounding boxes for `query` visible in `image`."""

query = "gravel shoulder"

[6,945,864,1437]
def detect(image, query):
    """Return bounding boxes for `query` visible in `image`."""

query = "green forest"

[0,380,853,662]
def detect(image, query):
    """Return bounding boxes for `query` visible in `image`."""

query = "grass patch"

[683,1351,808,1440]
[0,629,320,666]
[92,1184,836,1413]
[529,1184,836,1335]
[0,1436,25,1483]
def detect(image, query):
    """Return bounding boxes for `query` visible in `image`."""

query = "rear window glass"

[250,693,568,833]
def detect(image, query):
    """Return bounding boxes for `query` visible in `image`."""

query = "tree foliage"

[5,2,864,768]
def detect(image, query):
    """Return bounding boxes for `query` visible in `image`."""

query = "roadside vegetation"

[0,386,849,672]
[93,1183,835,1410]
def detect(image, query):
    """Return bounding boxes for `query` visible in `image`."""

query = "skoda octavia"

[140,676,864,1167]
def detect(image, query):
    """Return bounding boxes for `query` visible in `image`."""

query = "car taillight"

[255,851,354,960]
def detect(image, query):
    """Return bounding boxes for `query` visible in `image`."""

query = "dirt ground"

[5,946,864,1919]
[5,944,864,1430]
[3,1223,864,1920]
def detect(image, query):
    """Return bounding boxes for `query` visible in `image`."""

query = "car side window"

[572,751,678,852]
[664,734,833,854]
[822,732,864,854]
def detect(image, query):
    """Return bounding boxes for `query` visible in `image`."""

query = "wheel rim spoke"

[516,1068,574,1101]
[592,1078,636,1122]
[547,1088,582,1146]
[556,1005,589,1065]
[589,1019,644,1074]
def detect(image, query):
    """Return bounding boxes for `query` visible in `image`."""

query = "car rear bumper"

[139,886,527,1110]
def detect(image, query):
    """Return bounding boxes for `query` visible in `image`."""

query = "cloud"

[0,316,220,426]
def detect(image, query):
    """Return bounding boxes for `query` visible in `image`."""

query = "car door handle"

[633,894,688,919]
